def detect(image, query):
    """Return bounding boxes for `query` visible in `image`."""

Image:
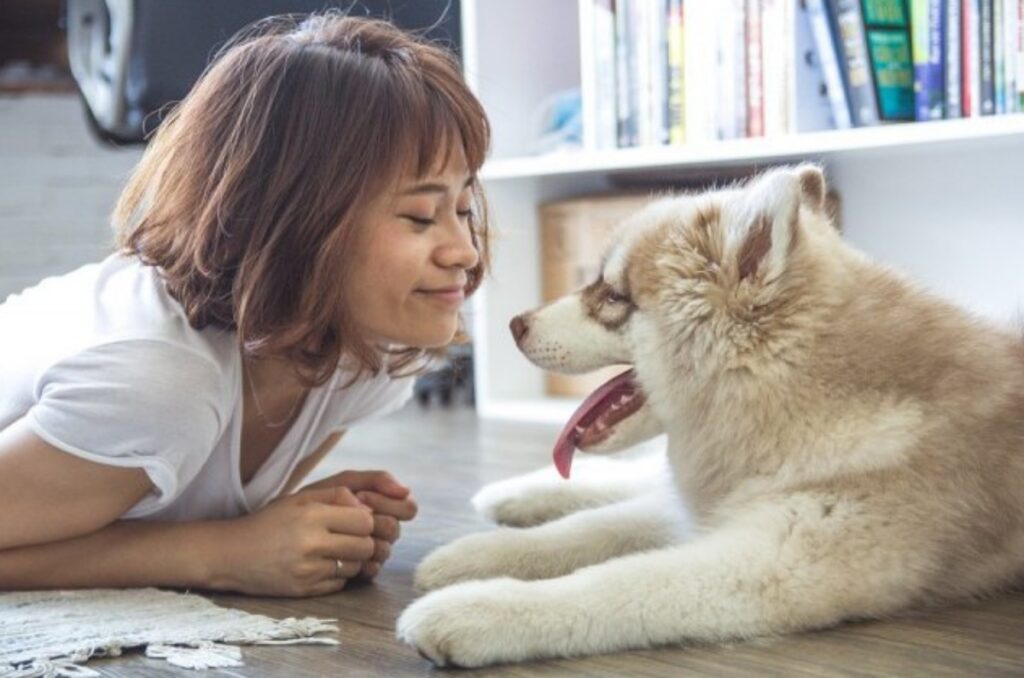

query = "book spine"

[762,0,787,135]
[667,0,686,144]
[981,0,996,113]
[807,0,855,126]
[946,0,963,116]
[747,0,766,135]
[732,0,750,135]
[615,0,635,146]
[715,1,739,139]
[594,0,618,148]
[633,0,654,145]
[685,0,714,142]
[648,0,668,144]
[1018,0,1024,109]
[580,0,597,150]
[827,0,881,124]
[995,0,1006,111]
[1004,0,1018,110]
[863,0,916,121]
[912,0,946,119]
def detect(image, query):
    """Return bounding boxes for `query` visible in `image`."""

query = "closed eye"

[402,215,434,226]
[401,210,473,227]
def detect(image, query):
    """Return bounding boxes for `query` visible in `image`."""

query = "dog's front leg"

[414,489,688,591]
[472,449,669,527]
[399,494,924,667]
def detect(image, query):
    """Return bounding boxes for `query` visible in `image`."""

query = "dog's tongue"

[553,369,638,479]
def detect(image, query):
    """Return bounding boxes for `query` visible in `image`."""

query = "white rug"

[0,588,340,677]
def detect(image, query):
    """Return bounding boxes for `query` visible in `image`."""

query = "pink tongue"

[553,369,637,479]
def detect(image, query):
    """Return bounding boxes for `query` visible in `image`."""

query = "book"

[981,0,996,114]
[792,0,843,130]
[826,0,882,124]
[579,0,618,150]
[946,0,964,117]
[667,0,686,144]
[747,0,767,135]
[615,0,637,146]
[806,0,855,127]
[910,0,946,120]
[862,0,916,121]
[995,0,1006,112]
[686,0,716,143]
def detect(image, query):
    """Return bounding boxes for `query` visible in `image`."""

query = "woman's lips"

[415,287,465,306]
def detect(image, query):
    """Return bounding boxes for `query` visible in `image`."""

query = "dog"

[396,165,1024,667]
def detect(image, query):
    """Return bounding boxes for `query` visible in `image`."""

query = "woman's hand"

[301,470,418,580]
[211,485,376,597]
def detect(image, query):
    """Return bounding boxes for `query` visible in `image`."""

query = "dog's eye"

[606,290,630,305]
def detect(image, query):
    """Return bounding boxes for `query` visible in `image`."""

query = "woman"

[0,12,490,597]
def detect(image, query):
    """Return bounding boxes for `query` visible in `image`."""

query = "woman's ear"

[732,164,826,282]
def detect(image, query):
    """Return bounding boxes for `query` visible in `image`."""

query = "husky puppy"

[397,165,1024,667]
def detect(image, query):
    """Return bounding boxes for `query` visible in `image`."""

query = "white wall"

[831,136,1024,325]
[0,94,144,300]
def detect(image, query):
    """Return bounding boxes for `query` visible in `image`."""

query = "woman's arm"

[0,517,225,590]
[0,417,154,550]
[0,418,376,596]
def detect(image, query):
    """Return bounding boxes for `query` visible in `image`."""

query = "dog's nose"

[509,315,529,344]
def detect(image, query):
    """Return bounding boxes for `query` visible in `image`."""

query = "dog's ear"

[733,164,825,281]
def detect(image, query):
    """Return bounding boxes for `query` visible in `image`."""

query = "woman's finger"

[313,503,375,537]
[313,532,376,562]
[319,557,363,581]
[373,514,400,543]
[371,537,392,563]
[356,491,418,521]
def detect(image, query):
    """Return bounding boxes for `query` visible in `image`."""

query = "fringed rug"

[0,588,339,677]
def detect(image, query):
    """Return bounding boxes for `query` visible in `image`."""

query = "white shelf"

[481,114,1024,180]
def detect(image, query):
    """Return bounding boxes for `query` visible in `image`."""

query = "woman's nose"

[437,218,479,270]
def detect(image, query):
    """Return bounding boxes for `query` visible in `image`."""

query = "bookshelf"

[462,0,1024,423]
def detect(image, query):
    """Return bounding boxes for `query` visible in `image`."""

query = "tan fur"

[398,165,1024,667]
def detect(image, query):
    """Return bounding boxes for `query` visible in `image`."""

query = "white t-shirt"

[0,253,414,521]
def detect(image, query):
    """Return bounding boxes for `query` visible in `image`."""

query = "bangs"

[374,51,489,183]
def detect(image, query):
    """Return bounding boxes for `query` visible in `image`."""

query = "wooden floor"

[93,404,1024,677]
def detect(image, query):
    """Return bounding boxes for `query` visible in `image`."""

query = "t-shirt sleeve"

[332,373,415,430]
[24,340,229,517]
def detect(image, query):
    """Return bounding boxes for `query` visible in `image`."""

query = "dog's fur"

[397,165,1024,667]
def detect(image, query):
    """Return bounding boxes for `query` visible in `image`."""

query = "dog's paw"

[472,481,575,527]
[414,530,522,592]
[397,579,546,668]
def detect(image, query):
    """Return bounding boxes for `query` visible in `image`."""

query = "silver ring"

[335,559,345,578]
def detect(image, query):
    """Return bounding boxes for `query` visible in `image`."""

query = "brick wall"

[0,94,144,300]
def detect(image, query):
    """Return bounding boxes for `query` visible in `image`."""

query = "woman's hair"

[113,12,490,387]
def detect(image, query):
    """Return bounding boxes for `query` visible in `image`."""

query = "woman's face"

[345,150,479,348]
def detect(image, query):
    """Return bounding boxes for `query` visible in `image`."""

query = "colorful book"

[806,0,855,127]
[826,0,882,124]
[859,0,915,120]
[910,0,945,120]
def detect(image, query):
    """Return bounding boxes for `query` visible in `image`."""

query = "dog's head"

[511,164,841,477]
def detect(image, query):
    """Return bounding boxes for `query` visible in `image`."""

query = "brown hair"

[114,12,490,387]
